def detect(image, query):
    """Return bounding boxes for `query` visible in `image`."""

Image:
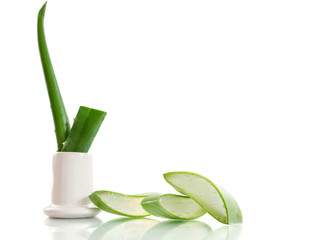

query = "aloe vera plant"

[38,2,106,152]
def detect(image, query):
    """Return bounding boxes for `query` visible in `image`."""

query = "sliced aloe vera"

[89,191,158,217]
[89,218,159,240]
[141,194,206,220]
[164,172,242,224]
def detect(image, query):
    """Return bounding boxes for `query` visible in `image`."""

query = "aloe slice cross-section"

[89,191,158,217]
[141,194,206,220]
[164,172,242,224]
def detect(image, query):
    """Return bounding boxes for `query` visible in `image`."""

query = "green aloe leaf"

[62,106,106,153]
[37,2,70,151]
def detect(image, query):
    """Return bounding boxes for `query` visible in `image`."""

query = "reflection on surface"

[45,217,242,240]
[89,217,242,240]
[142,220,212,240]
[204,224,243,240]
[45,217,102,240]
[89,218,159,240]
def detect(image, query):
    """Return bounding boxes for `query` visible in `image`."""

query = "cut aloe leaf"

[164,172,242,224]
[141,194,206,220]
[142,220,212,240]
[61,106,106,153]
[89,218,159,240]
[89,191,159,217]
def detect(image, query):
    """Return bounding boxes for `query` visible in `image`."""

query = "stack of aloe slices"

[38,2,106,152]
[90,172,243,225]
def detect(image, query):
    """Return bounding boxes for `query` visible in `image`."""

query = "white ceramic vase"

[44,152,100,218]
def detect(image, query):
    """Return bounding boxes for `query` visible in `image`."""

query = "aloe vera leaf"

[141,194,206,220]
[61,106,106,153]
[38,2,70,151]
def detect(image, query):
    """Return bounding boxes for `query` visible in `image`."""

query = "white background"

[0,0,324,239]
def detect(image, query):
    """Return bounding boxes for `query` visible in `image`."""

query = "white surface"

[0,0,324,239]
[44,152,100,218]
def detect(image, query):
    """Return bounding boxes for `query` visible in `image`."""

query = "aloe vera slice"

[89,191,158,217]
[164,172,242,224]
[142,220,212,240]
[89,218,159,240]
[141,194,206,220]
[38,2,70,151]
[61,106,106,153]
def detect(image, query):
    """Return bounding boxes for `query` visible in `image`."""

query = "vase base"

[44,204,100,218]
